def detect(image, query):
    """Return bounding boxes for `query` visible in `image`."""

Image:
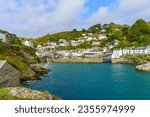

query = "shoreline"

[47,58,150,72]
[48,58,103,63]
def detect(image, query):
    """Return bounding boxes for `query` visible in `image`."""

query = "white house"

[71,40,79,46]
[111,49,123,59]
[56,50,70,58]
[83,36,88,39]
[58,41,69,47]
[99,34,107,40]
[87,37,93,41]
[92,41,100,46]
[22,40,34,48]
[122,47,150,55]
[59,39,66,43]
[71,52,83,58]
[83,49,101,57]
[103,47,108,53]
[45,42,57,46]
[82,34,86,36]
[93,37,98,41]
[101,29,106,32]
[114,40,119,46]
[111,46,150,59]
[88,33,93,36]
[35,51,48,57]
[37,45,43,51]
[78,39,84,44]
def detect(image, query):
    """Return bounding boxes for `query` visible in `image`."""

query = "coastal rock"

[20,68,41,82]
[9,87,53,100]
[30,64,50,75]
[136,63,150,72]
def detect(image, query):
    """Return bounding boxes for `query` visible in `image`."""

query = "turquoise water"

[25,63,150,100]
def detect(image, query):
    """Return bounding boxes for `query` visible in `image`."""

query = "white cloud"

[0,0,87,37]
[0,0,150,38]
[88,0,150,25]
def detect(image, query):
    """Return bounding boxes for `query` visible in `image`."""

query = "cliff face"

[0,62,20,88]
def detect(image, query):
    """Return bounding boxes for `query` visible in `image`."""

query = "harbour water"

[25,63,150,100]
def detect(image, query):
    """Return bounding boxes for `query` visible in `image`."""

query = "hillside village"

[21,19,150,60]
[34,33,120,59]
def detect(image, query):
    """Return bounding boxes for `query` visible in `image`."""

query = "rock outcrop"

[8,87,60,100]
[136,63,150,72]
[30,64,50,76]
[19,64,50,82]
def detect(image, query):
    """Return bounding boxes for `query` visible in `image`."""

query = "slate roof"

[0,60,7,69]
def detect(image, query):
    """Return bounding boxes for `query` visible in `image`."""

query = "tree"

[122,25,129,39]
[128,19,150,46]
[73,29,77,32]
[88,24,102,33]
[82,28,86,32]
[103,24,109,29]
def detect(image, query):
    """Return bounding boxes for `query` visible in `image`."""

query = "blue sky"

[0,0,150,38]
[83,0,113,18]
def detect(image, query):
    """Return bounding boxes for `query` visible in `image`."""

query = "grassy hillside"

[0,30,40,81]
[32,31,82,46]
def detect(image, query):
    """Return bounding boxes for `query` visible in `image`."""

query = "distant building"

[0,32,12,45]
[114,40,119,46]
[44,42,57,49]
[82,34,86,36]
[37,45,43,51]
[83,49,101,57]
[111,49,122,59]
[101,29,106,33]
[71,52,83,58]
[71,40,79,46]
[22,40,34,48]
[92,41,100,46]
[0,60,20,88]
[111,47,150,59]
[35,51,48,57]
[88,33,93,36]
[56,51,70,58]
[58,39,69,47]
[99,34,107,40]
[87,37,93,41]
[59,39,66,43]
[122,47,150,55]
[78,39,84,44]
[58,42,69,47]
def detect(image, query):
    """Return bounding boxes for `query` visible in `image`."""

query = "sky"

[0,0,150,38]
